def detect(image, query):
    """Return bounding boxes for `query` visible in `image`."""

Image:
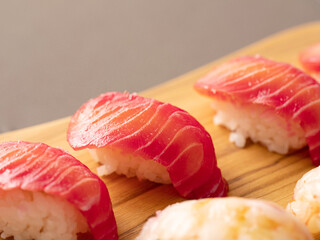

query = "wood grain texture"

[0,21,320,239]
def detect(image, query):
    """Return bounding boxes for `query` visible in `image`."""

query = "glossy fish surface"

[300,42,320,72]
[68,92,228,199]
[0,141,118,240]
[194,56,320,165]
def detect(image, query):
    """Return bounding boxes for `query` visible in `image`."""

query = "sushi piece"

[0,141,118,240]
[194,55,320,165]
[136,197,313,240]
[299,43,320,81]
[67,91,228,199]
[287,166,320,233]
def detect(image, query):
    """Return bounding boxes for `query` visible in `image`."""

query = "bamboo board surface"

[1,22,320,239]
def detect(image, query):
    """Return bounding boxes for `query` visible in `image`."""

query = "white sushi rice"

[89,148,171,184]
[0,189,88,240]
[211,100,307,154]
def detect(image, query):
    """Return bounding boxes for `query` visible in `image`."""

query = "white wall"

[0,0,319,132]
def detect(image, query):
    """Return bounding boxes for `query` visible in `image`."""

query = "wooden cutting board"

[1,21,320,239]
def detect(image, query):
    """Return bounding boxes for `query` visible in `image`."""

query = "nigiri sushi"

[194,56,320,165]
[136,197,313,240]
[287,166,320,233]
[0,141,117,240]
[299,43,320,81]
[67,91,228,199]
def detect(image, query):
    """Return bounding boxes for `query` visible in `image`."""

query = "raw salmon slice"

[194,56,320,165]
[300,43,320,72]
[0,141,118,240]
[300,42,320,81]
[67,92,228,199]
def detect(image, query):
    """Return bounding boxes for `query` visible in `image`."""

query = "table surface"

[1,21,320,239]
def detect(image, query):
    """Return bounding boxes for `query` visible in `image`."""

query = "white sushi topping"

[287,166,320,233]
[137,197,312,240]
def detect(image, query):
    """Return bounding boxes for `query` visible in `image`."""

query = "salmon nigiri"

[194,56,320,165]
[0,141,117,240]
[299,42,320,81]
[67,92,228,199]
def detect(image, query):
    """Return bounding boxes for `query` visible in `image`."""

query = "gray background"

[0,0,319,133]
